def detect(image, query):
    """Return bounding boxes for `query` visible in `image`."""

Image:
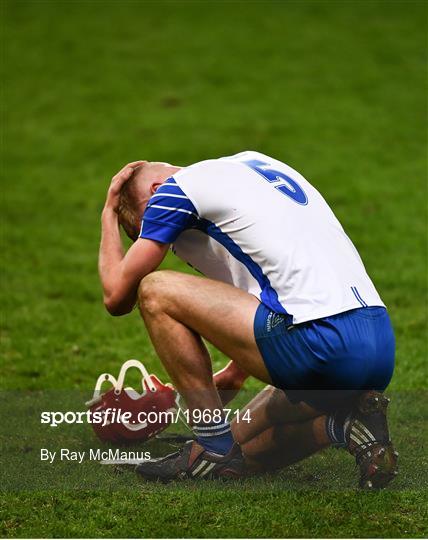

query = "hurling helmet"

[85,359,177,443]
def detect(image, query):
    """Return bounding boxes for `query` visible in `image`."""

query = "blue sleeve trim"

[146,194,197,214]
[140,218,184,244]
[154,180,186,197]
[139,181,199,244]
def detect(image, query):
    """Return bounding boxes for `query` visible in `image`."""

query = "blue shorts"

[254,304,395,412]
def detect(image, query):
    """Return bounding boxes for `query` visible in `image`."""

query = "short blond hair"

[117,165,145,240]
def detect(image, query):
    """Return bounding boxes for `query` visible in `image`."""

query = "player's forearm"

[99,207,125,307]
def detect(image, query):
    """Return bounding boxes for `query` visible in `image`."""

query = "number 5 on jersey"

[244,159,308,205]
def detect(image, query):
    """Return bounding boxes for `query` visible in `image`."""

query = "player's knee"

[138,272,165,315]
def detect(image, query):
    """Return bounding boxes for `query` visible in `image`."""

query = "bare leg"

[240,417,330,472]
[138,270,273,417]
[140,299,223,414]
[138,270,330,467]
[231,385,330,471]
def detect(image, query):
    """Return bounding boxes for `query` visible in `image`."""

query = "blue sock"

[193,420,234,455]
[326,410,351,447]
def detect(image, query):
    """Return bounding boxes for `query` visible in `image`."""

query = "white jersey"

[140,151,384,324]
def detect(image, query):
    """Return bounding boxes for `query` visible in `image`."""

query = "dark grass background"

[1,0,427,537]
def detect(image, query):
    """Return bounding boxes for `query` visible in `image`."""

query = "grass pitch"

[1,0,427,537]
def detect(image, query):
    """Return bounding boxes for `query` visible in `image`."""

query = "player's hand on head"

[104,160,146,212]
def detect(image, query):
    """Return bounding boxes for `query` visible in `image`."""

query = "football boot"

[135,440,245,482]
[347,390,398,489]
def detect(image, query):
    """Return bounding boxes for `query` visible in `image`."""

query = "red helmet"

[85,360,177,444]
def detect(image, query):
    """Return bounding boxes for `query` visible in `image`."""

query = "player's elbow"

[103,294,133,317]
